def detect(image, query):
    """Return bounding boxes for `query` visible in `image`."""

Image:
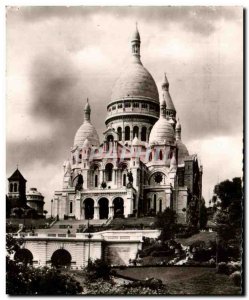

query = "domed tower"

[149,83,175,146]
[175,119,189,164]
[105,25,160,145]
[73,99,100,148]
[162,73,176,119]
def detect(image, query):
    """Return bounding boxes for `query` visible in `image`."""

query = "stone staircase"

[34,219,107,234]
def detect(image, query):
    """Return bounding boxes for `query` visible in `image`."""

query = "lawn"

[115,266,241,295]
[176,231,217,246]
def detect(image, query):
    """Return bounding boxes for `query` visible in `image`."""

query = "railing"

[10,229,160,241]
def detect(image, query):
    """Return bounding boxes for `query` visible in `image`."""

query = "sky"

[6,6,243,212]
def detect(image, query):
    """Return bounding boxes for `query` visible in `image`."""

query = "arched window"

[14,183,17,192]
[10,183,13,193]
[133,126,139,138]
[125,126,130,141]
[105,163,113,181]
[107,135,114,142]
[159,150,163,160]
[70,201,73,214]
[95,175,98,187]
[79,154,82,160]
[117,127,122,141]
[141,127,147,141]
[123,174,126,186]
[154,194,157,211]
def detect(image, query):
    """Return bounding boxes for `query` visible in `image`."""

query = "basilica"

[53,26,203,224]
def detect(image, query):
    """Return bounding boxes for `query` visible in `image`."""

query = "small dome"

[82,138,90,148]
[74,122,100,148]
[176,119,181,130]
[177,140,189,164]
[168,118,175,125]
[149,118,175,145]
[111,62,159,102]
[131,26,140,41]
[65,160,71,171]
[132,135,141,146]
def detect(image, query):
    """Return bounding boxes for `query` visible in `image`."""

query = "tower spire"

[84,98,91,122]
[162,73,169,91]
[131,23,141,63]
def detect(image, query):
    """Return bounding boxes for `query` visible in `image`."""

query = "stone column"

[114,169,117,185]
[94,206,99,219]
[75,197,81,220]
[109,206,114,217]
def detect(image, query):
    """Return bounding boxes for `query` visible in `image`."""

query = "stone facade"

[13,230,159,268]
[53,26,203,224]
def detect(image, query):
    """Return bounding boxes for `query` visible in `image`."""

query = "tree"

[213,177,242,262]
[86,259,111,281]
[199,199,208,229]
[6,234,83,295]
[187,195,199,228]
[155,208,178,242]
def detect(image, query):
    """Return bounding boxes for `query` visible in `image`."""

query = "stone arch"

[113,197,124,218]
[14,248,33,265]
[133,126,139,138]
[98,197,109,219]
[107,134,114,142]
[83,198,94,219]
[51,249,72,268]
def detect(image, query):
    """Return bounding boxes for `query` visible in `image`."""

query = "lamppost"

[51,199,53,218]
[87,231,93,263]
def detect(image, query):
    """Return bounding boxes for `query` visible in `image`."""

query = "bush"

[86,259,111,281]
[230,271,241,287]
[151,250,173,257]
[126,278,166,291]
[217,262,229,275]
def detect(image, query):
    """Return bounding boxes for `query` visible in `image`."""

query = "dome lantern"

[131,23,141,63]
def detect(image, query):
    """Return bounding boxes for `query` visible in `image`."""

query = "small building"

[7,168,27,209]
[26,188,45,215]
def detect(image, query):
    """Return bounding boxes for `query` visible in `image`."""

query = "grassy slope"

[176,231,217,246]
[116,267,241,295]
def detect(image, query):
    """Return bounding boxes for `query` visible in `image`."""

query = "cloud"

[7,6,241,36]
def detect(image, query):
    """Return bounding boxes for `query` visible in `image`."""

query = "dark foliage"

[6,234,82,295]
[86,259,111,281]
[155,208,178,242]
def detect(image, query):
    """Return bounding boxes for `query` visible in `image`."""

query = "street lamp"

[87,232,93,263]
[51,199,53,218]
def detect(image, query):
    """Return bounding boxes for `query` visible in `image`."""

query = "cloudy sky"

[6,6,243,212]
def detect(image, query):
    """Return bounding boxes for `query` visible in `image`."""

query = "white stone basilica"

[53,26,203,224]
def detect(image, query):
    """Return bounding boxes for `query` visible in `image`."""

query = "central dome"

[111,62,159,102]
